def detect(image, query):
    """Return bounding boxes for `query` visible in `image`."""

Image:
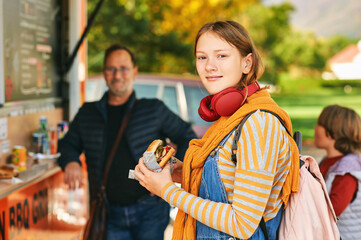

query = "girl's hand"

[171,157,183,183]
[135,158,173,197]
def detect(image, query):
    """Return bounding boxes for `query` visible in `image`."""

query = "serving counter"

[0,165,88,240]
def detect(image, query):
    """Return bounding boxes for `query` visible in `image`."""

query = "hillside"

[264,0,361,38]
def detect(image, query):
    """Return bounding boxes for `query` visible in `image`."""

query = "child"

[135,20,300,240]
[315,104,361,240]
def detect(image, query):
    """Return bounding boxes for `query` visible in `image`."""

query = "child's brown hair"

[317,105,361,154]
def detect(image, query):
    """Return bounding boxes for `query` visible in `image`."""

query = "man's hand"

[64,162,82,189]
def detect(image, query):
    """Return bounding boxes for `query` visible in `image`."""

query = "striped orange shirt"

[162,110,292,239]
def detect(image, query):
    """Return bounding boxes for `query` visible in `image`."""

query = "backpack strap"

[231,109,302,164]
[261,110,302,153]
[231,110,257,164]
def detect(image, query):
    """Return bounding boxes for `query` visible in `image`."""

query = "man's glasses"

[104,67,131,75]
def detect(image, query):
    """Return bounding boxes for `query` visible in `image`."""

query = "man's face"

[103,49,138,98]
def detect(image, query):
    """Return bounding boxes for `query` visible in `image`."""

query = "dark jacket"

[58,91,196,200]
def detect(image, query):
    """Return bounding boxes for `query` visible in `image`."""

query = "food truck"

[0,1,89,239]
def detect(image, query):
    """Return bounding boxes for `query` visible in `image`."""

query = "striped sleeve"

[162,111,292,239]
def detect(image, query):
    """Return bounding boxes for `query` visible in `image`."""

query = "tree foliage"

[86,0,256,75]
[238,2,294,83]
[87,1,192,74]
[86,0,357,86]
[239,2,357,84]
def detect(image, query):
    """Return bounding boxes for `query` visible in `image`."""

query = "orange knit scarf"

[172,89,299,240]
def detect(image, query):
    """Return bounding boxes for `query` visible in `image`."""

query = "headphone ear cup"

[211,88,244,116]
[198,95,221,122]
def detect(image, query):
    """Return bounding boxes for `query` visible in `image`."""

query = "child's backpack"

[232,110,340,240]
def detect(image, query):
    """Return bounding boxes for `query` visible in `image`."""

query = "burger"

[147,139,175,168]
[0,165,17,179]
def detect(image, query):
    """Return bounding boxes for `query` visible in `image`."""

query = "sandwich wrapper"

[128,151,175,180]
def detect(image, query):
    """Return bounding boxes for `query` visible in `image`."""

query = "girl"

[135,20,299,240]
[315,105,361,240]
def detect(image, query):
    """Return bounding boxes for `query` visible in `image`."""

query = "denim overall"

[196,131,283,240]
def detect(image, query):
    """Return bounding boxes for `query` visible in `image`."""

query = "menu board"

[2,0,60,102]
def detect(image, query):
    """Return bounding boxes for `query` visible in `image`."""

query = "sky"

[263,0,361,38]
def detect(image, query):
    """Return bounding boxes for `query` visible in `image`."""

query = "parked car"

[86,73,212,137]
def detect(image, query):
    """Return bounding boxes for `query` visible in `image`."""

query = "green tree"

[86,0,257,75]
[86,1,356,87]
[238,2,356,84]
[87,1,194,74]
[273,31,326,70]
[238,2,294,84]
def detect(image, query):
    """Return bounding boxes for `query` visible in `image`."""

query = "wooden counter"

[0,166,61,199]
[0,165,88,240]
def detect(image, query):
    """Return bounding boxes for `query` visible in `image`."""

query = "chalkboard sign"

[1,0,61,103]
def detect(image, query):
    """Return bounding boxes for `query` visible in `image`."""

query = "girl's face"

[314,124,334,150]
[195,31,252,95]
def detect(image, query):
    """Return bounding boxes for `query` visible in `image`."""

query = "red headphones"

[198,81,260,122]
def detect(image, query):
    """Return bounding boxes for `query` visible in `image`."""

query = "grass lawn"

[271,89,361,140]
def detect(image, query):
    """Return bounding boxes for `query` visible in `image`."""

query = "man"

[58,44,197,240]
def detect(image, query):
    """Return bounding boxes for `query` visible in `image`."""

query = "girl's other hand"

[135,158,173,197]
